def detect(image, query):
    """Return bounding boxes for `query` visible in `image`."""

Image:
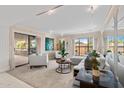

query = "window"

[74,37,93,56]
[105,36,124,54]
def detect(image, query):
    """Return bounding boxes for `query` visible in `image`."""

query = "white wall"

[0,27,10,72]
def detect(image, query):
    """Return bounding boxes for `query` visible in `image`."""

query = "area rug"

[8,60,74,88]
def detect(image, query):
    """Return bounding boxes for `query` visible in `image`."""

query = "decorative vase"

[84,56,92,70]
[92,69,100,84]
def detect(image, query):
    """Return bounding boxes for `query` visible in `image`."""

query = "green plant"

[89,50,100,57]
[58,41,69,58]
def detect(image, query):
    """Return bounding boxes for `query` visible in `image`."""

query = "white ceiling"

[105,5,124,31]
[0,5,54,26]
[117,6,124,29]
[0,5,113,35]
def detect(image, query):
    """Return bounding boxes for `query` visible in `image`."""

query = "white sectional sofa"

[105,52,124,87]
[70,56,84,65]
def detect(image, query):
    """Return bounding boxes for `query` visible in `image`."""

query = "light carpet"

[8,60,75,88]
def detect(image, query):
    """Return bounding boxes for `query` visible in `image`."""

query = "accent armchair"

[28,53,48,68]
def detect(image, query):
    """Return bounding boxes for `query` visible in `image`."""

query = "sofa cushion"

[73,56,87,70]
[119,55,124,65]
[74,60,84,70]
[104,61,110,70]
[97,55,106,69]
[70,56,83,65]
[106,52,113,59]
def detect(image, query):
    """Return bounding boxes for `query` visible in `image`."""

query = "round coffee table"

[56,59,72,74]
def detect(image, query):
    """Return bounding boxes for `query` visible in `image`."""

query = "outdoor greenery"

[16,41,27,49]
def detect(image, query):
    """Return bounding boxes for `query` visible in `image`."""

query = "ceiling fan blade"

[36,5,63,16]
[118,16,124,23]
[36,11,48,16]
[52,5,63,10]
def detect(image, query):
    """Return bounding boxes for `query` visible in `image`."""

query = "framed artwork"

[45,37,54,51]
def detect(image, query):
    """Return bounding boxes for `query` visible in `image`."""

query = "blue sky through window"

[80,38,88,44]
[107,36,124,42]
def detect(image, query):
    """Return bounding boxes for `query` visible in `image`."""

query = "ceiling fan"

[36,5,64,16]
[118,15,124,23]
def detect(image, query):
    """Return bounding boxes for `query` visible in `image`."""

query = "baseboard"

[0,65,10,73]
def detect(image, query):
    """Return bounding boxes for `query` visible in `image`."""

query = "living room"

[0,4,124,89]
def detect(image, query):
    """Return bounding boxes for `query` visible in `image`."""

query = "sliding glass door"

[75,39,80,56]
[105,36,124,54]
[28,36,37,55]
[74,37,93,56]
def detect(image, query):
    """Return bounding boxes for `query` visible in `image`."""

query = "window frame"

[74,37,93,56]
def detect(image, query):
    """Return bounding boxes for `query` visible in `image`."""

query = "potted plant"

[85,50,100,83]
[84,50,100,70]
[58,41,69,60]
